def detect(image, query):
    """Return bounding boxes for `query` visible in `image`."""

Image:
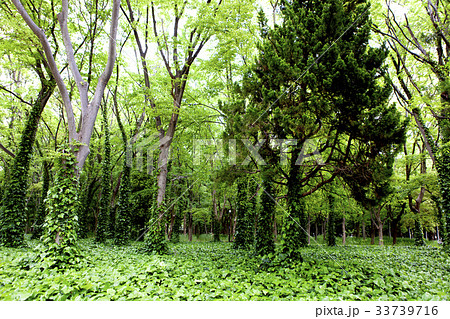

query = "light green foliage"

[37,147,82,269]
[0,240,448,300]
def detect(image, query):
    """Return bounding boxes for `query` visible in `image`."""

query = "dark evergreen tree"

[96,107,111,242]
[233,0,405,259]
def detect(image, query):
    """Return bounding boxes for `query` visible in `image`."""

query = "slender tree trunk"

[342,216,346,245]
[315,222,318,241]
[188,212,193,242]
[362,219,366,240]
[370,220,375,245]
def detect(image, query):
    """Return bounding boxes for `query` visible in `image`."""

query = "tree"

[235,0,405,256]
[0,1,56,247]
[378,0,450,250]
[11,0,120,171]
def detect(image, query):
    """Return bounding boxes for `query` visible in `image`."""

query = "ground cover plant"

[0,239,448,301]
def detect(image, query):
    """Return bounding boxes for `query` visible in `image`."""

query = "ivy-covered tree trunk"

[144,205,169,254]
[114,162,131,246]
[280,147,308,260]
[233,176,252,249]
[0,79,55,247]
[96,107,111,243]
[39,147,82,268]
[255,170,275,256]
[437,145,450,250]
[414,219,426,247]
[248,177,258,242]
[326,193,336,246]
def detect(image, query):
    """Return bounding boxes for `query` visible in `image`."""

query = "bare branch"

[0,143,15,158]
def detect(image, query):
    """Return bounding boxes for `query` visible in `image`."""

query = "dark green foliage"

[0,80,55,247]
[31,161,51,239]
[37,147,82,268]
[254,170,275,256]
[233,176,252,249]
[326,193,337,247]
[96,108,111,243]
[143,205,169,254]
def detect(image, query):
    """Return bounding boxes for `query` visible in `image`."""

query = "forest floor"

[0,237,448,301]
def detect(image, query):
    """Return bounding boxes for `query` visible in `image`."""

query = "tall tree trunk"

[362,219,366,240]
[0,78,55,247]
[378,222,384,246]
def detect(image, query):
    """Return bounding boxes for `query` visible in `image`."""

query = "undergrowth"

[0,240,448,301]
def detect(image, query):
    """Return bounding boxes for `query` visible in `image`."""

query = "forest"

[0,0,449,301]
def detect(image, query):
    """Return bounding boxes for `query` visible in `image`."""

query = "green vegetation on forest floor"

[0,240,448,301]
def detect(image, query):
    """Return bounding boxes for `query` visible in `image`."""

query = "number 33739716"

[375,306,438,316]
